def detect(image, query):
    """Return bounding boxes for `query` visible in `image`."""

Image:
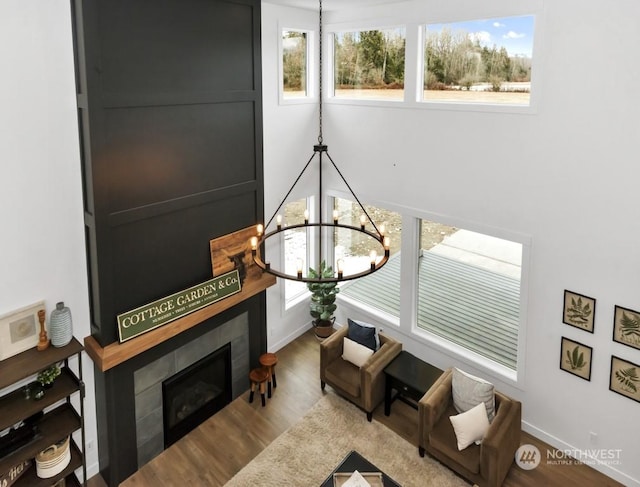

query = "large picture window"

[423,16,534,105]
[333,28,406,101]
[416,220,522,370]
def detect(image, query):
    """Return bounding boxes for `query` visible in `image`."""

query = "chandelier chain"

[318,0,323,145]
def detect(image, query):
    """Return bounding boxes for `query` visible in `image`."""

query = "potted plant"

[37,363,61,389]
[307,261,339,339]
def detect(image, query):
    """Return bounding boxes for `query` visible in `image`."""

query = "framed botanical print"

[609,355,640,403]
[613,305,640,351]
[562,290,595,333]
[559,336,593,381]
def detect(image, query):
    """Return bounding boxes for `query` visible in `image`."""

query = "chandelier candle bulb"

[256,223,264,236]
[384,236,390,254]
[297,259,304,279]
[250,236,258,252]
[337,259,344,279]
[304,210,309,224]
[370,250,377,270]
[333,210,339,224]
[379,223,386,237]
[276,215,283,230]
[360,214,366,230]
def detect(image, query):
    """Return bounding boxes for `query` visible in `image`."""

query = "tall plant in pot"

[307,261,339,339]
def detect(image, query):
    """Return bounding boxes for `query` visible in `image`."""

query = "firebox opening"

[162,342,232,447]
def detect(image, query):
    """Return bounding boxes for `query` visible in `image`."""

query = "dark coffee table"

[384,350,443,415]
[320,450,401,487]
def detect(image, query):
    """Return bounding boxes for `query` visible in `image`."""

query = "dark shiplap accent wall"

[74,0,264,347]
[73,1,264,484]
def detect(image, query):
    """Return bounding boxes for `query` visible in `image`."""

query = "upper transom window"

[423,16,534,106]
[282,30,309,100]
[333,28,406,102]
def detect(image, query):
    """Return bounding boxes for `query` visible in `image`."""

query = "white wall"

[262,3,321,348]
[263,1,640,485]
[0,1,99,480]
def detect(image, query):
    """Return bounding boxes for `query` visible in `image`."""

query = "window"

[416,220,522,370]
[333,28,406,101]
[283,198,309,304]
[337,197,402,319]
[423,16,534,105]
[282,30,308,99]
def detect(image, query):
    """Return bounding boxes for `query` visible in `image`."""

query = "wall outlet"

[87,440,95,452]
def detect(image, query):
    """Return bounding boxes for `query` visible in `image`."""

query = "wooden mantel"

[84,272,275,372]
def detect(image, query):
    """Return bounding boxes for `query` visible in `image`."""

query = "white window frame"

[326,21,408,106]
[283,196,315,309]
[279,25,316,106]
[418,14,538,115]
[413,213,530,385]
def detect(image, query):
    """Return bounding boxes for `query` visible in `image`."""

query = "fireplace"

[132,312,252,468]
[162,343,232,447]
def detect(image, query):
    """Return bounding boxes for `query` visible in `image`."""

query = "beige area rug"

[225,393,468,486]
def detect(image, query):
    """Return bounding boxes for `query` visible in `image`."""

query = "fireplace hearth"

[162,343,232,447]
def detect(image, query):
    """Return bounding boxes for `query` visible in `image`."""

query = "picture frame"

[612,305,640,351]
[0,301,44,361]
[609,355,640,403]
[559,336,592,381]
[562,290,596,333]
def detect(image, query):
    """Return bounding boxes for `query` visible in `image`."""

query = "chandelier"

[250,0,389,283]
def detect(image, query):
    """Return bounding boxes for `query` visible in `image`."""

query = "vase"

[50,301,73,347]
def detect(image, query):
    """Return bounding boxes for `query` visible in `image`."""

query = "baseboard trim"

[522,421,639,487]
[268,322,312,352]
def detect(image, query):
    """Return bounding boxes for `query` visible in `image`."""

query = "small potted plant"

[37,363,61,389]
[307,261,339,339]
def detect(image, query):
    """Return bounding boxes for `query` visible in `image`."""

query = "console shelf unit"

[0,338,86,486]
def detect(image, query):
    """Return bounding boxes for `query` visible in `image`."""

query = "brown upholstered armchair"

[320,325,402,421]
[418,368,521,487]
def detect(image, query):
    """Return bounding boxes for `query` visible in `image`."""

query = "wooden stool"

[249,367,269,407]
[259,353,278,398]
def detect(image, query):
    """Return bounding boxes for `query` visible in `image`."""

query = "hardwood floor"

[88,329,623,486]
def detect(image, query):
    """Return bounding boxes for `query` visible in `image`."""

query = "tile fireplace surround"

[133,312,249,466]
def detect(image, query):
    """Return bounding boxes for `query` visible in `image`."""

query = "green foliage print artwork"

[566,297,591,325]
[563,291,596,332]
[615,367,639,393]
[614,306,640,350]
[566,346,586,370]
[560,337,592,381]
[610,356,640,403]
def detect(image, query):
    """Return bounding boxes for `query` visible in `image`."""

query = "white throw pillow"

[452,368,496,421]
[342,337,374,367]
[340,470,371,487]
[449,402,490,451]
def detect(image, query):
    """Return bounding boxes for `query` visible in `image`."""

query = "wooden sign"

[210,226,262,283]
[117,270,241,343]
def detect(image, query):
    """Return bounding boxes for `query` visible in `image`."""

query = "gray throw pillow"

[452,368,496,422]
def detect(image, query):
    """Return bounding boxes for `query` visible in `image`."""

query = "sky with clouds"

[427,15,534,58]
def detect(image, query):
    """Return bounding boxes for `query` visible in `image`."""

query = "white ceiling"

[264,0,408,11]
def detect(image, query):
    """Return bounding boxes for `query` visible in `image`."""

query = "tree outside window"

[424,15,534,105]
[334,28,406,101]
[282,31,308,99]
